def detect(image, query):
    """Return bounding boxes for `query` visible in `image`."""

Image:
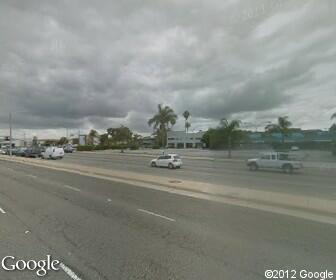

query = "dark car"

[24,147,44,158]
[15,147,28,157]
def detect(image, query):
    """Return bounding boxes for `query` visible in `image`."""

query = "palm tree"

[183,110,190,133]
[220,119,241,158]
[148,104,178,147]
[185,121,191,133]
[265,116,292,144]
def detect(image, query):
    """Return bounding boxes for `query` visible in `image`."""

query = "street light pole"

[9,113,12,156]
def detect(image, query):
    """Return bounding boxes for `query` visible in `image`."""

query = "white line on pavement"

[60,262,83,280]
[0,207,6,214]
[26,174,37,179]
[137,208,176,222]
[63,185,81,192]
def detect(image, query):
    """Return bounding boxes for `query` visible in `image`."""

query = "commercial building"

[142,136,156,148]
[167,131,205,149]
[247,129,335,144]
[0,136,26,148]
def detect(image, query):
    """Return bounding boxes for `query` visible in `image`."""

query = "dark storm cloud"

[0,0,335,135]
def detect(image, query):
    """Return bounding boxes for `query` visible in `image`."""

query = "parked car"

[24,147,44,158]
[15,147,28,157]
[42,147,65,159]
[10,148,19,155]
[150,154,183,169]
[0,149,6,155]
[3,147,18,155]
[247,152,303,174]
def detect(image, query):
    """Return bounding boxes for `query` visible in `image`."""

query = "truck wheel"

[249,163,258,171]
[283,164,293,174]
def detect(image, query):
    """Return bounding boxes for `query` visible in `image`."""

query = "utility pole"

[9,113,12,156]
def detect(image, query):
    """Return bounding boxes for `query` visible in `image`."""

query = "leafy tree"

[183,110,191,133]
[148,104,177,147]
[58,137,68,145]
[44,139,57,146]
[330,123,336,132]
[201,128,215,148]
[99,133,109,146]
[107,126,133,144]
[107,126,133,152]
[265,116,292,144]
[202,120,244,156]
[129,134,143,150]
[332,113,336,120]
[87,129,99,146]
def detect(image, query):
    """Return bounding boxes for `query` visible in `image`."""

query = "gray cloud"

[0,0,335,137]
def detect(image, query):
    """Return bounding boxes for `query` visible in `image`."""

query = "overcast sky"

[0,0,335,139]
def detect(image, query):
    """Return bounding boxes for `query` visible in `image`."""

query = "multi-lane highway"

[61,151,336,199]
[1,158,336,279]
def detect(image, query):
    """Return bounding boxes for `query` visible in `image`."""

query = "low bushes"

[76,144,138,151]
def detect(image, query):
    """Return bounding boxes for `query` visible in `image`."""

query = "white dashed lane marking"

[0,207,6,214]
[26,174,37,179]
[60,262,83,280]
[137,208,176,222]
[63,185,81,192]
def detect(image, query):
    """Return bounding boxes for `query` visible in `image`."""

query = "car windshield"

[0,1,335,279]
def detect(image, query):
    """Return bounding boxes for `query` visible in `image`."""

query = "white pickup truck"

[247,152,303,174]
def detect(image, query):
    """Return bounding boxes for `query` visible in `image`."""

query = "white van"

[42,147,65,160]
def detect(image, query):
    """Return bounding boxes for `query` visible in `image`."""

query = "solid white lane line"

[0,207,6,214]
[26,174,37,179]
[137,208,176,222]
[60,262,83,280]
[63,185,81,192]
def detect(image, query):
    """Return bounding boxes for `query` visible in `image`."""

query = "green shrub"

[77,143,139,151]
[77,145,94,151]
[129,143,139,150]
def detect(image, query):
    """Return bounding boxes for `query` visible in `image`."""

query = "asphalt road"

[61,152,336,199]
[0,160,335,280]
